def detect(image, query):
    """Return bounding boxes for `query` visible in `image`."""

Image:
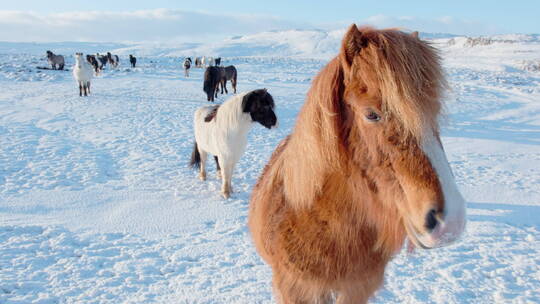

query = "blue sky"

[1,0,538,42]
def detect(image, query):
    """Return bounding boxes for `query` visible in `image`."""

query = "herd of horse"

[47,25,467,303]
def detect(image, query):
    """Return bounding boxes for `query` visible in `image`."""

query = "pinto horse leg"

[87,82,91,95]
[219,158,233,198]
[214,156,221,178]
[79,83,83,96]
[198,150,208,181]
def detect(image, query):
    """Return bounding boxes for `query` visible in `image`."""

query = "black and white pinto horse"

[190,89,277,198]
[107,52,119,68]
[219,65,237,95]
[203,66,221,101]
[96,53,108,70]
[129,55,137,68]
[86,54,100,75]
[184,58,191,77]
[46,50,65,70]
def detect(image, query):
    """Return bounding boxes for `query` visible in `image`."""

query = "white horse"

[72,53,93,96]
[190,89,277,198]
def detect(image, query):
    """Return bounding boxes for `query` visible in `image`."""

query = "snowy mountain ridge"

[1,29,539,59]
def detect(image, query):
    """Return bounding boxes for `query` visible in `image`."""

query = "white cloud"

[0,9,309,42]
[0,10,511,43]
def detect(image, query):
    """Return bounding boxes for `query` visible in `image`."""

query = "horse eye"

[365,111,381,122]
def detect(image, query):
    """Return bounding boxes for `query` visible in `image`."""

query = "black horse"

[129,55,137,68]
[203,66,221,102]
[215,57,221,66]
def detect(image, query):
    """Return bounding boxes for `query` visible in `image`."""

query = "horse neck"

[279,114,406,255]
[217,94,252,133]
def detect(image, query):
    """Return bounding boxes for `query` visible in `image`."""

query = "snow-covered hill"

[3,30,537,59]
[0,30,539,303]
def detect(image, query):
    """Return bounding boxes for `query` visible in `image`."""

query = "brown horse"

[249,25,466,303]
[219,65,237,95]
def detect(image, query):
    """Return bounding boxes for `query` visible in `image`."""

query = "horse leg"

[198,150,208,181]
[87,82,91,95]
[79,83,82,97]
[223,80,228,94]
[272,271,332,304]
[83,83,88,96]
[214,156,221,178]
[232,76,237,94]
[59,64,64,70]
[336,269,385,304]
[219,158,233,198]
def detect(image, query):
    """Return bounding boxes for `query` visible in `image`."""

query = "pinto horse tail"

[190,141,201,169]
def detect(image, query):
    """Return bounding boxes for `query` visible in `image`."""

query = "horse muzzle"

[406,207,466,249]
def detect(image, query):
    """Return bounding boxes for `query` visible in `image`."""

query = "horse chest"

[270,198,385,280]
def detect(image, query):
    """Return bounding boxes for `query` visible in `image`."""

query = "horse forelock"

[348,27,446,139]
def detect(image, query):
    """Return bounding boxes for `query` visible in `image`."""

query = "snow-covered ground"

[0,32,539,303]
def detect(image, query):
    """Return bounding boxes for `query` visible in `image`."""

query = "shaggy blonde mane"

[277,26,446,209]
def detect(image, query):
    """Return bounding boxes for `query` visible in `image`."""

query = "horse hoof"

[216,171,222,179]
[222,191,230,199]
[199,174,206,181]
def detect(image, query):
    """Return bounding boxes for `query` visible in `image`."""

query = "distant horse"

[214,57,221,66]
[46,50,65,70]
[86,54,100,75]
[184,58,191,77]
[129,55,137,68]
[219,65,237,94]
[195,57,202,68]
[249,25,466,303]
[73,53,93,96]
[96,53,108,70]
[107,52,119,68]
[190,89,277,198]
[203,66,221,101]
[207,56,215,67]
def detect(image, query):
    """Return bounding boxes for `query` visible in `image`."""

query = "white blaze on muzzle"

[415,130,466,248]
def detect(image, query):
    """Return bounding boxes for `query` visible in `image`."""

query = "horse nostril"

[425,209,438,231]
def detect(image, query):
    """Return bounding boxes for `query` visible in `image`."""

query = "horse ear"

[340,24,366,70]
[411,31,419,39]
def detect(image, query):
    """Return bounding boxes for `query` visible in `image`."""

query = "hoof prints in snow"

[0,225,271,303]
